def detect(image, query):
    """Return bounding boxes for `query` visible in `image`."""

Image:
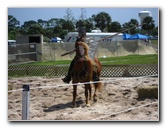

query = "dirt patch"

[8,76,159,121]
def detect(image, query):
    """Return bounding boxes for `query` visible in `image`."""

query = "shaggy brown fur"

[71,41,102,107]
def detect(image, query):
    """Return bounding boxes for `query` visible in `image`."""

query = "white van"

[8,40,16,47]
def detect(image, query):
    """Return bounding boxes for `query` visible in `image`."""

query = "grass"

[26,54,158,66]
[27,60,71,65]
[151,40,158,47]
[99,54,158,65]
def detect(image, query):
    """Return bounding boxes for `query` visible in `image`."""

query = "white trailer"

[64,31,123,43]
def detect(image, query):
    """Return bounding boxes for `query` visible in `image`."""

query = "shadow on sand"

[43,100,84,112]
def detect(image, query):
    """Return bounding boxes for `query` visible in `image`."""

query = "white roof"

[87,32,123,36]
[68,32,123,36]
[56,37,62,40]
[139,10,151,13]
[8,40,16,42]
[91,30,102,33]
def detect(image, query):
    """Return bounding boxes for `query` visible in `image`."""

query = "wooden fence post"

[22,84,30,120]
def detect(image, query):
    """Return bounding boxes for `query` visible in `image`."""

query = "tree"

[54,25,63,37]
[76,8,95,32]
[108,21,121,32]
[64,8,75,22]
[84,19,94,32]
[8,15,20,39]
[63,20,75,32]
[8,15,20,31]
[47,18,59,28]
[76,19,93,34]
[93,12,112,32]
[151,26,158,36]
[20,20,44,34]
[45,28,54,39]
[142,16,155,36]
[56,18,68,38]
[37,19,48,28]
[27,24,44,34]
[64,8,75,32]
[76,20,86,27]
[8,30,19,40]
[122,19,139,34]
[80,8,87,20]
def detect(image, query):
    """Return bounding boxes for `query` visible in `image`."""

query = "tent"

[123,33,132,40]
[123,33,149,40]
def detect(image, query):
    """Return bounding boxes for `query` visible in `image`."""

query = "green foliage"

[93,12,112,32]
[142,16,155,35]
[122,19,139,34]
[76,20,86,27]
[8,15,20,31]
[151,26,158,36]
[8,10,158,41]
[8,15,21,39]
[108,21,122,32]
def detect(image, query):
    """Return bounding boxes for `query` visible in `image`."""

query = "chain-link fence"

[8,43,38,65]
[96,40,157,58]
[8,40,158,65]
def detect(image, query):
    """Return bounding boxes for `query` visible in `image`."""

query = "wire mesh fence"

[8,64,158,77]
[8,40,158,65]
[8,43,38,64]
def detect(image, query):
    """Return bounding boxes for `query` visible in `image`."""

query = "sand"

[8,76,159,121]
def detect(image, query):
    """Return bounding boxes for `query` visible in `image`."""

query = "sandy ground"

[8,76,159,121]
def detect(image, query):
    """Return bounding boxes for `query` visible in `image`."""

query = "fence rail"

[8,64,158,77]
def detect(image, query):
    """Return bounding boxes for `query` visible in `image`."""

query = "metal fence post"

[22,84,30,120]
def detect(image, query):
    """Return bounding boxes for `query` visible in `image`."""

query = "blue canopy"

[123,33,132,40]
[123,33,149,40]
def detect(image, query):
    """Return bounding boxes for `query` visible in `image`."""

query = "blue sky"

[8,7,159,27]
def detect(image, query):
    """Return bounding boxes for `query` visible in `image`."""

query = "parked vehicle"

[51,37,63,43]
[8,40,16,47]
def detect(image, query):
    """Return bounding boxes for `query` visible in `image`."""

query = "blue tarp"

[123,33,149,40]
[123,33,132,39]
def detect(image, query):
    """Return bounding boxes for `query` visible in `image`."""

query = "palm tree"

[142,16,155,36]
[94,12,112,32]
[108,21,121,32]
